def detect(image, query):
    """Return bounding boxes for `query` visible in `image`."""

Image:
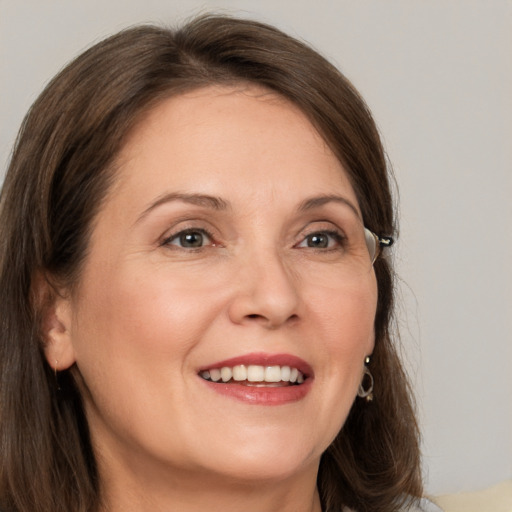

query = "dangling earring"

[54,360,61,391]
[357,356,374,402]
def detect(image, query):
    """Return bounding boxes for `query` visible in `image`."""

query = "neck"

[98,452,322,512]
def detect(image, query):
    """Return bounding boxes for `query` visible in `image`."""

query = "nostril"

[245,312,299,326]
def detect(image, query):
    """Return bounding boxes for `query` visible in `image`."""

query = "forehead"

[110,84,360,216]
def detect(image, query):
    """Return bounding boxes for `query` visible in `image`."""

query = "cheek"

[67,264,230,448]
[310,275,377,351]
[305,276,377,431]
[69,259,235,394]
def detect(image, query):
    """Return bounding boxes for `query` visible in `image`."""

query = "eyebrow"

[136,192,360,223]
[298,194,361,220]
[136,192,230,223]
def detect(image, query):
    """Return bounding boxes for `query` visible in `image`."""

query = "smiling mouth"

[199,364,305,386]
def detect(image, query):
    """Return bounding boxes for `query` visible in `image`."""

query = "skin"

[44,85,378,512]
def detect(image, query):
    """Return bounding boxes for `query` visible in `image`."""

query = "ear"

[34,273,77,372]
[44,296,77,371]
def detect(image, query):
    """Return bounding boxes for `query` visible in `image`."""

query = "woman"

[0,15,440,512]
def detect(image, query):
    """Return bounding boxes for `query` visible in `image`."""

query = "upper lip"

[198,352,314,378]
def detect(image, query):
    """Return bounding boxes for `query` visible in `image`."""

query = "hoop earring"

[357,365,374,402]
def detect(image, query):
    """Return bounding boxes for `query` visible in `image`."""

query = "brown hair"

[0,15,422,512]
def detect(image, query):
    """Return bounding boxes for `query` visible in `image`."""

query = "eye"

[296,230,345,250]
[162,228,214,249]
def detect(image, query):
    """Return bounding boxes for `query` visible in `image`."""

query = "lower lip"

[200,378,313,405]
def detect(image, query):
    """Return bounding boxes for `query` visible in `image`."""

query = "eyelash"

[295,229,347,250]
[161,227,216,250]
[161,227,346,251]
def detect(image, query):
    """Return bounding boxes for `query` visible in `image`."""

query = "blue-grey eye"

[306,233,330,248]
[298,231,342,249]
[165,229,212,248]
[179,231,204,247]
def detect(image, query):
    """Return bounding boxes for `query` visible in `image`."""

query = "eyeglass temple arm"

[377,236,394,247]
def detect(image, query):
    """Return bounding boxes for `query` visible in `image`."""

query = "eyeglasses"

[364,228,394,264]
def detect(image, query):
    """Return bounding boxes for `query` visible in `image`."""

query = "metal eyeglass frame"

[364,228,394,264]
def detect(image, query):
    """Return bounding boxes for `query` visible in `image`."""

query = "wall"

[1,0,511,495]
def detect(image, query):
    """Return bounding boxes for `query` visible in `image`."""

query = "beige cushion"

[432,480,512,512]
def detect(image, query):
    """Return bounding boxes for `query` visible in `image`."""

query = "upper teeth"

[200,365,305,384]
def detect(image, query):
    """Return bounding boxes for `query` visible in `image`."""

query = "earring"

[357,359,374,402]
[54,360,61,391]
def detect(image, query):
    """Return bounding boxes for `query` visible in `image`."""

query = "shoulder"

[343,497,444,512]
[407,497,444,512]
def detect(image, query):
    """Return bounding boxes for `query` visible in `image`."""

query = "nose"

[228,248,302,329]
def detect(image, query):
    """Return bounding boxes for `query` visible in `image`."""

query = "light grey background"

[1,0,511,497]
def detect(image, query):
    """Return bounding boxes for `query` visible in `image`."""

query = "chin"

[188,426,327,484]
[203,453,318,484]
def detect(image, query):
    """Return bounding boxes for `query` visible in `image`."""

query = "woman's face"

[49,85,377,485]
